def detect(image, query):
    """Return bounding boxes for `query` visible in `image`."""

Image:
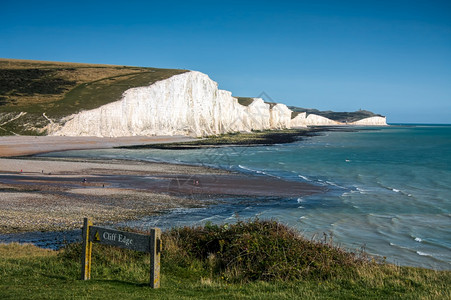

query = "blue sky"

[1,0,450,123]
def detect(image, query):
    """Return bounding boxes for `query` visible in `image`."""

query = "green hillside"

[0,59,187,135]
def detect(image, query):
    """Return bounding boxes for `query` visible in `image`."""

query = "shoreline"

[119,126,357,150]
[0,155,324,235]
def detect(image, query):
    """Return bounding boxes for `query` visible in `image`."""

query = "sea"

[21,125,451,270]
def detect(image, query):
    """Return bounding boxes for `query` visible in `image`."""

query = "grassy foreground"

[1,220,449,299]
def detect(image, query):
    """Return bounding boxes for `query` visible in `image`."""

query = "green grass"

[0,58,187,135]
[1,220,449,299]
[46,69,186,118]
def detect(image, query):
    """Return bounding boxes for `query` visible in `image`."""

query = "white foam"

[298,174,311,181]
[238,164,263,174]
[415,237,422,242]
[325,181,346,189]
[356,187,369,194]
[416,251,432,257]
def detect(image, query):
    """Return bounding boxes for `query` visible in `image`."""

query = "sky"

[1,0,450,123]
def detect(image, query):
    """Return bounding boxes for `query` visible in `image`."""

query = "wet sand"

[0,135,197,157]
[0,136,324,234]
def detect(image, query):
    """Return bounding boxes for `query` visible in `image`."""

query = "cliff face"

[290,112,307,128]
[49,71,386,137]
[349,116,387,126]
[52,71,242,137]
[305,114,343,126]
[305,114,387,126]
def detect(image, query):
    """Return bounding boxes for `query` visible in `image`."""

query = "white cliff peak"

[49,71,387,137]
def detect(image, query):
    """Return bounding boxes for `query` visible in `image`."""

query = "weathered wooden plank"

[81,218,93,280]
[89,226,151,253]
[150,228,161,288]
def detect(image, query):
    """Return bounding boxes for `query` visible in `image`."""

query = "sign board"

[89,226,152,252]
[80,218,161,288]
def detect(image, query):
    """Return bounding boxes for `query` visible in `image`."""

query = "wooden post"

[81,218,93,280]
[150,228,162,288]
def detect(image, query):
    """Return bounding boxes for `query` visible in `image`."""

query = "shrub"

[163,219,368,282]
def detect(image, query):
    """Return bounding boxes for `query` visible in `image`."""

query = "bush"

[163,219,367,282]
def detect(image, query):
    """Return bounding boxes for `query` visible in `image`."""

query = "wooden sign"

[81,218,161,288]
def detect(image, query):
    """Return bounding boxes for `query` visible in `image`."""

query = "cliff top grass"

[0,58,187,135]
[1,220,449,299]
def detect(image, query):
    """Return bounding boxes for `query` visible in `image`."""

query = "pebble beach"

[0,136,323,234]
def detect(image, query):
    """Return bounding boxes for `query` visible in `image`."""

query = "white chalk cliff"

[305,114,343,126]
[49,71,386,137]
[349,116,388,126]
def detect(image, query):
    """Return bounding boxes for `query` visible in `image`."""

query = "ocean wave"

[368,213,395,219]
[415,237,422,242]
[355,187,369,194]
[238,164,262,174]
[416,251,433,257]
[237,164,281,179]
[325,181,347,189]
[297,174,311,181]
[389,242,415,252]
[198,215,222,223]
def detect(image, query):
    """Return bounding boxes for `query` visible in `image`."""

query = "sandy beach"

[0,135,197,157]
[0,136,324,234]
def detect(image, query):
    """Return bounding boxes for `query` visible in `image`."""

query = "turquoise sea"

[40,125,451,270]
